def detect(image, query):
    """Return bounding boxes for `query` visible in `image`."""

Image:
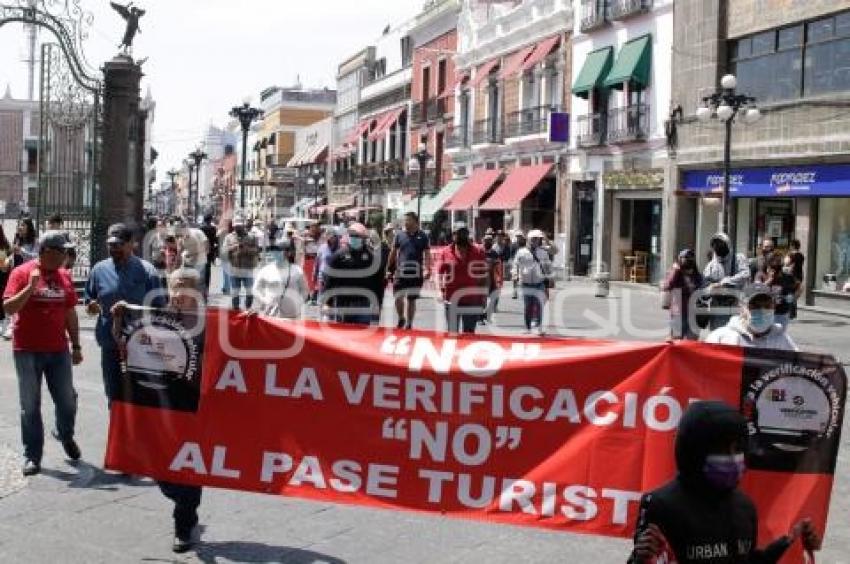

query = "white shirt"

[181,227,209,267]
[252,262,308,319]
[513,246,552,285]
[705,315,798,351]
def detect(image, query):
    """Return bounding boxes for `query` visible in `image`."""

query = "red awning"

[343,121,370,145]
[499,44,537,79]
[468,58,501,89]
[479,164,552,210]
[368,107,405,141]
[438,72,469,99]
[520,35,561,73]
[444,169,502,210]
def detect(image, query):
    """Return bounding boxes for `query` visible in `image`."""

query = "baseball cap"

[742,283,776,305]
[106,223,133,245]
[528,229,545,239]
[452,221,468,233]
[383,224,395,232]
[348,222,368,237]
[38,230,73,252]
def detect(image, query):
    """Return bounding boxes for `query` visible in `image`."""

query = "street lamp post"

[408,131,433,222]
[307,168,325,219]
[696,74,760,257]
[189,147,208,222]
[166,168,178,217]
[184,159,195,221]
[229,98,263,210]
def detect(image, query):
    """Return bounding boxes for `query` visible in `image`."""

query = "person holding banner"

[629,400,821,563]
[705,284,797,351]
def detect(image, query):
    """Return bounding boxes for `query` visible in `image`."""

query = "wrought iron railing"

[610,0,650,20]
[580,0,608,32]
[606,104,649,143]
[505,105,562,138]
[472,118,503,145]
[576,113,606,147]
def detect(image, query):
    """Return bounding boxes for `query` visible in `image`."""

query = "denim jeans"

[231,276,254,310]
[14,351,77,463]
[158,481,203,536]
[521,283,546,330]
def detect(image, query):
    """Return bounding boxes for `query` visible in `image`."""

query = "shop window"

[804,34,850,97]
[816,198,850,291]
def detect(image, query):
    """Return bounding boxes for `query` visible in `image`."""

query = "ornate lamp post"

[166,168,179,217]
[408,130,434,221]
[229,97,263,209]
[183,159,195,220]
[696,74,760,256]
[188,147,208,222]
[307,168,325,219]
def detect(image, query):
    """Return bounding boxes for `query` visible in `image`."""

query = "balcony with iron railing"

[333,169,356,186]
[445,122,471,150]
[410,97,448,127]
[606,104,649,144]
[505,105,562,138]
[580,0,608,32]
[576,113,606,147]
[472,118,503,145]
[609,0,650,21]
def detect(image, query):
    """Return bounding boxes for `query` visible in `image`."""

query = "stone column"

[100,55,144,234]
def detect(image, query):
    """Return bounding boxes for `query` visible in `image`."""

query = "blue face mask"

[348,236,363,250]
[748,309,775,334]
[703,453,746,490]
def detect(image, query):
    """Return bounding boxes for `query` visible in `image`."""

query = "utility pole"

[25,0,38,100]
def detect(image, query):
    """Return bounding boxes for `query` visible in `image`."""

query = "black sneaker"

[61,439,81,461]
[397,318,406,329]
[22,459,40,476]
[172,534,194,553]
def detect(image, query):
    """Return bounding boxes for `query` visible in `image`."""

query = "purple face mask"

[703,453,746,490]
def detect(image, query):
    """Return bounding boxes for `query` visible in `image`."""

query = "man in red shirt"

[3,231,82,476]
[438,222,487,334]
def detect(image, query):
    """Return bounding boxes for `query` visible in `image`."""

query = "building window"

[437,59,447,98]
[401,36,413,67]
[521,71,537,110]
[815,197,850,292]
[730,10,850,103]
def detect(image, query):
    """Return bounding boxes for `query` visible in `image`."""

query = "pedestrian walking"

[303,223,322,305]
[438,222,487,334]
[218,218,233,295]
[13,217,38,266]
[324,222,382,325]
[786,238,805,319]
[84,223,163,404]
[373,228,392,324]
[513,229,553,335]
[509,230,526,299]
[703,232,750,330]
[0,224,12,337]
[750,236,776,282]
[199,214,218,296]
[252,239,308,319]
[764,254,798,330]
[315,227,341,315]
[223,217,259,311]
[3,231,82,476]
[482,234,503,323]
[661,249,704,340]
[629,401,821,563]
[705,283,797,350]
[387,212,430,330]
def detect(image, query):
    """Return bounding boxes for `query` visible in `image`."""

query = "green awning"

[405,177,465,222]
[572,46,614,99]
[603,34,652,89]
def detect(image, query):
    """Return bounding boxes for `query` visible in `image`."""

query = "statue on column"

[110,2,146,53]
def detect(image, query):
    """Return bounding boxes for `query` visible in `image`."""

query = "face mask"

[703,453,746,490]
[348,236,363,250]
[782,266,793,275]
[747,309,775,334]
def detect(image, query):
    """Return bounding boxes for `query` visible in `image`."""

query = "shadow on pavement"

[193,541,347,564]
[40,460,155,491]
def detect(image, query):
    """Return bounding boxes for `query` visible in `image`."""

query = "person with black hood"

[629,400,820,563]
[703,232,750,330]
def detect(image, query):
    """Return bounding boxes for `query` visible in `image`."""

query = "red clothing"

[3,260,77,352]
[438,244,487,306]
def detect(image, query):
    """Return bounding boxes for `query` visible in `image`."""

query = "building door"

[629,199,663,283]
[574,182,595,276]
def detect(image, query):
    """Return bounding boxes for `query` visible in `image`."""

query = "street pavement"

[1,268,849,563]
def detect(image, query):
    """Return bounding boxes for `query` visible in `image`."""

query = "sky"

[0,0,424,175]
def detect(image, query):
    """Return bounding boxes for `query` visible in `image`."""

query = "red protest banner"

[105,308,844,554]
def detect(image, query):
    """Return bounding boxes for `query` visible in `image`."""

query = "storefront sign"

[682,164,850,197]
[603,169,664,190]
